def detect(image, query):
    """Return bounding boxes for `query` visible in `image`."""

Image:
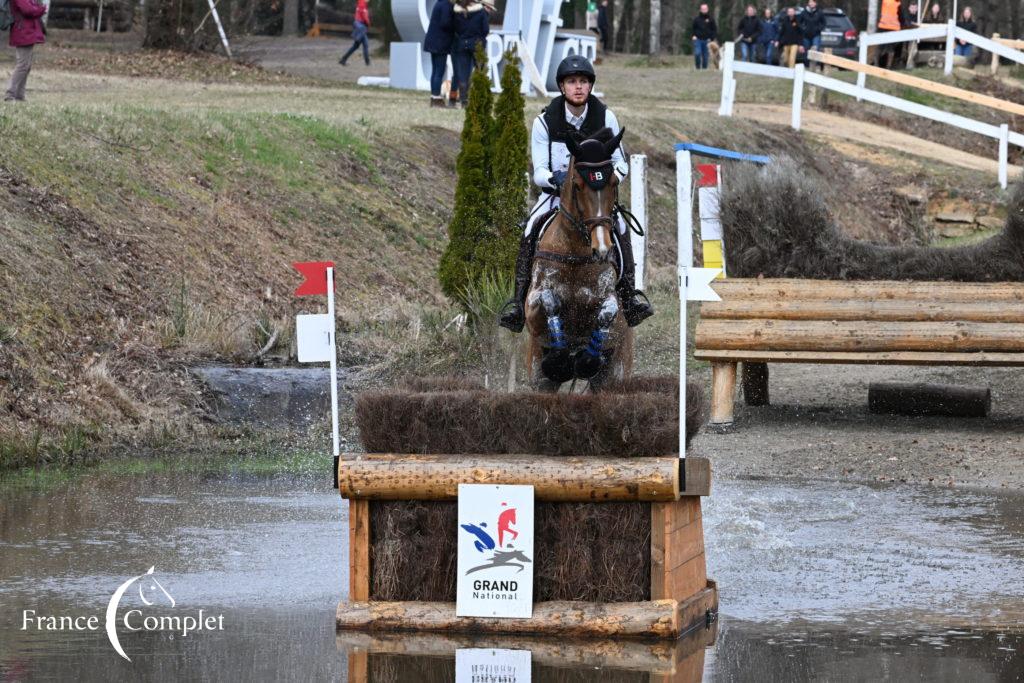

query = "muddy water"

[1,473,1022,681]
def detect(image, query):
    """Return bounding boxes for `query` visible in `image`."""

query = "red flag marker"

[293,261,335,296]
[695,164,719,187]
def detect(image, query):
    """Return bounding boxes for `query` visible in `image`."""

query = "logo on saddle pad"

[456,484,535,618]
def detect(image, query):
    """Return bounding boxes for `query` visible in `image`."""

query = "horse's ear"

[565,135,581,159]
[604,127,625,157]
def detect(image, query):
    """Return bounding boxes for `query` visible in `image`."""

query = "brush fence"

[336,386,717,641]
[338,457,714,639]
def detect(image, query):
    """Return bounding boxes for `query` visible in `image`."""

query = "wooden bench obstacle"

[336,382,718,641]
[694,278,1024,426]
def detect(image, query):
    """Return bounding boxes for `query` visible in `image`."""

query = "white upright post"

[857,40,868,96]
[999,124,1010,190]
[326,267,340,458]
[944,19,955,76]
[629,154,648,290]
[792,63,805,130]
[676,149,694,459]
[719,42,735,117]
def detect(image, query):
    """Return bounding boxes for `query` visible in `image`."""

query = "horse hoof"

[541,349,574,383]
[574,351,606,379]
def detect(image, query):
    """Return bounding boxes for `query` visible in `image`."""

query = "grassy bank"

[0,37,1009,471]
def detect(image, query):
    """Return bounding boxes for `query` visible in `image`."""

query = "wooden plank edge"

[694,349,1024,366]
[336,599,682,639]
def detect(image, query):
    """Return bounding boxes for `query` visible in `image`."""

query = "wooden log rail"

[694,279,1024,425]
[808,49,1024,119]
[339,454,712,501]
[336,581,718,641]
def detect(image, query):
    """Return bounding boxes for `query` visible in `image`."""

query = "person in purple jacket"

[5,0,46,101]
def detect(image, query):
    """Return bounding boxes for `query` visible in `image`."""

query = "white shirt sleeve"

[531,115,555,189]
[606,108,629,181]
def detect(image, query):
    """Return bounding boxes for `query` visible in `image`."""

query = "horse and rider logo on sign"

[456,485,535,619]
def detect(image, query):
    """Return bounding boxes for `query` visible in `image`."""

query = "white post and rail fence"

[719,28,1024,189]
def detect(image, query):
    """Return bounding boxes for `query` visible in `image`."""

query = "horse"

[524,128,634,392]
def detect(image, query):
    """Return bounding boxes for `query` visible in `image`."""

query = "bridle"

[557,159,647,246]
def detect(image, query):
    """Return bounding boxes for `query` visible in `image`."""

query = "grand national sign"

[456,484,535,619]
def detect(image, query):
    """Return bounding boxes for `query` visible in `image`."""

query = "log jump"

[694,278,1024,426]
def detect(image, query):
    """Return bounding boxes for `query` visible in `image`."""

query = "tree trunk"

[282,0,298,35]
[649,0,661,53]
[867,0,878,32]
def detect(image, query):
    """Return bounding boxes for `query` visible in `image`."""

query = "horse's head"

[563,127,625,260]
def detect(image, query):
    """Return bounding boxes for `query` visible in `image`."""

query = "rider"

[498,54,654,332]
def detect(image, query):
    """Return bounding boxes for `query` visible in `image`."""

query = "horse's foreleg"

[537,288,574,384]
[575,294,619,380]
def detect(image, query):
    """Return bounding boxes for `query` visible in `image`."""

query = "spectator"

[736,5,761,62]
[424,0,455,107]
[339,0,371,66]
[597,0,611,53]
[5,0,46,102]
[800,0,826,62]
[692,3,717,70]
[777,6,804,68]
[919,2,945,51]
[452,0,489,107]
[877,0,903,68]
[758,7,778,65]
[955,7,977,58]
[923,2,943,23]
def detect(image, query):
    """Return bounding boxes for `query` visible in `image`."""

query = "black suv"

[817,8,859,60]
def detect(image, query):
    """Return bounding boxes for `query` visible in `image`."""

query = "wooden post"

[944,19,955,76]
[346,646,368,683]
[348,499,370,602]
[992,34,1001,75]
[741,362,769,406]
[709,362,737,426]
[791,64,805,130]
[651,498,706,603]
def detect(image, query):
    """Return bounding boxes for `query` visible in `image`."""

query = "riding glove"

[551,170,567,189]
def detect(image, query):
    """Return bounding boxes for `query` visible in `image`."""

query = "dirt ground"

[691,364,1024,491]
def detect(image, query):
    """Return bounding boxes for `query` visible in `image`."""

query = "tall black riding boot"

[614,230,654,327]
[498,233,536,333]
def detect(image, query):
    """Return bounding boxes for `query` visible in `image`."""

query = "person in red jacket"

[5,0,46,102]
[339,0,371,66]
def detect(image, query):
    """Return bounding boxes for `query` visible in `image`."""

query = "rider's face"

[561,75,592,106]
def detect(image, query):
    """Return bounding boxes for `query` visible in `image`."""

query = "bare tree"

[649,0,661,53]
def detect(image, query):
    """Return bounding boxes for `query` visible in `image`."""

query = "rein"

[555,160,647,248]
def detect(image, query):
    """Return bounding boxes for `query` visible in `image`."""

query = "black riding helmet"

[555,55,596,85]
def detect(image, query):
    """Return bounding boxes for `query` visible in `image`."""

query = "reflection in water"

[1,473,1022,681]
[339,627,715,682]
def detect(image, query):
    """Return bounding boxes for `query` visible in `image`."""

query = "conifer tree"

[439,48,494,303]
[479,47,529,279]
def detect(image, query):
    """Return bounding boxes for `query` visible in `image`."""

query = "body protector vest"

[542,94,608,173]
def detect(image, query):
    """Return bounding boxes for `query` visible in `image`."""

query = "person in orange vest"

[877,0,912,69]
